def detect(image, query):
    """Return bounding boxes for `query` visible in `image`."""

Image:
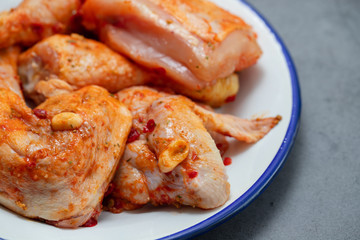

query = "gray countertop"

[195,0,360,239]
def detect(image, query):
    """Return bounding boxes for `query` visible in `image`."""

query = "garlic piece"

[158,139,190,173]
[51,112,83,131]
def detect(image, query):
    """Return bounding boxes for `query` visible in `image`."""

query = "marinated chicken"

[0,0,280,227]
[0,48,132,227]
[108,89,229,210]
[18,34,153,104]
[0,0,82,49]
[104,86,280,211]
[81,0,262,90]
[0,46,23,99]
[18,34,239,107]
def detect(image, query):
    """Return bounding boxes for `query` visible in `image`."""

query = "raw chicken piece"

[116,86,281,143]
[105,140,155,213]
[107,96,230,210]
[0,51,132,227]
[105,86,280,211]
[0,46,23,99]
[18,34,152,104]
[18,34,239,107]
[193,105,282,143]
[0,0,82,49]
[81,0,262,90]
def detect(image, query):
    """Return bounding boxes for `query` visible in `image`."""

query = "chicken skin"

[81,0,262,90]
[18,34,239,107]
[0,0,82,49]
[18,34,152,104]
[108,90,230,210]
[0,48,132,227]
[104,86,280,212]
[0,46,23,99]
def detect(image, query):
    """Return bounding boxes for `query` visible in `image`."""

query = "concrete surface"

[195,0,360,239]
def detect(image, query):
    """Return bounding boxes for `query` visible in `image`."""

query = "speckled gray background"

[195,0,360,239]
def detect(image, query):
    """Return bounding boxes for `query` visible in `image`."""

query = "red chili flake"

[33,109,47,119]
[127,128,140,143]
[104,183,114,197]
[225,95,236,103]
[165,171,172,176]
[143,119,156,133]
[223,157,232,166]
[82,217,97,227]
[188,171,198,179]
[191,153,198,161]
[153,67,167,76]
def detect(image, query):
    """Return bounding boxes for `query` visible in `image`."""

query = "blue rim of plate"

[159,0,301,239]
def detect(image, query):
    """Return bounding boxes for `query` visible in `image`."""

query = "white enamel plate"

[0,0,300,239]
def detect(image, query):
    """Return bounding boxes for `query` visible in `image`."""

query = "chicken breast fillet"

[0,50,132,227]
[0,0,82,49]
[81,0,262,90]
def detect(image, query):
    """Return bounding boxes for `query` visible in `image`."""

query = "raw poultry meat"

[18,34,239,107]
[109,88,230,210]
[104,86,280,211]
[0,47,132,227]
[0,0,82,49]
[80,0,262,90]
[0,46,23,99]
[18,34,152,104]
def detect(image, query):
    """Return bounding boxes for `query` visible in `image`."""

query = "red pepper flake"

[33,109,47,119]
[127,128,140,143]
[104,183,114,197]
[143,119,156,133]
[188,171,198,179]
[153,67,167,76]
[191,153,198,161]
[82,217,97,227]
[223,157,232,166]
[165,171,172,176]
[225,95,236,103]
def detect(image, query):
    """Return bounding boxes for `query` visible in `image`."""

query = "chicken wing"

[107,94,230,210]
[81,0,261,90]
[0,0,82,49]
[116,86,281,143]
[0,51,132,227]
[105,86,280,211]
